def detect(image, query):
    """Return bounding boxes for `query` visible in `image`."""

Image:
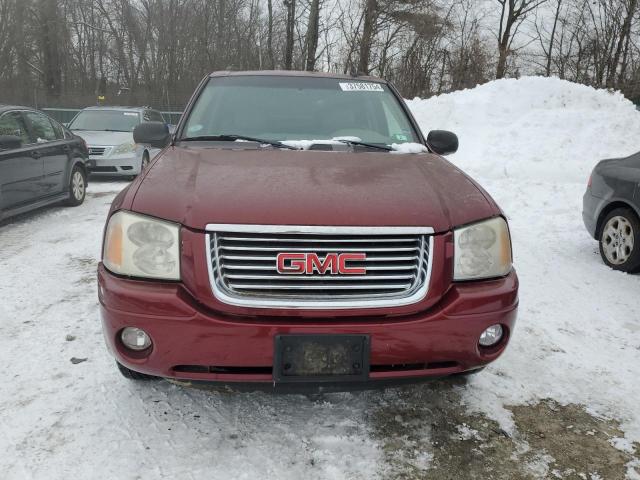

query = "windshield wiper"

[180,134,299,150]
[332,139,393,152]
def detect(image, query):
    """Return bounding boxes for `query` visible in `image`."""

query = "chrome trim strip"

[205,224,435,234]
[204,230,434,310]
[220,245,420,252]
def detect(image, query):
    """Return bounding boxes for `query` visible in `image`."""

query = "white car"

[68,106,164,178]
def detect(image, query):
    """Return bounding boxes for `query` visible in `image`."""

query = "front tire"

[116,361,159,381]
[598,208,640,273]
[64,165,87,206]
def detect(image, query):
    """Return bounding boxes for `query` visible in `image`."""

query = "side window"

[23,112,57,143]
[50,118,65,139]
[0,112,30,147]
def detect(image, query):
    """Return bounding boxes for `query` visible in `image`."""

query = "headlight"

[454,217,512,281]
[112,142,136,155]
[103,211,180,280]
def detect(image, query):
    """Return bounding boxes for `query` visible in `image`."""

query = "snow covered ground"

[1,77,639,479]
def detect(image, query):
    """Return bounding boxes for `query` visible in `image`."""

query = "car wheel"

[116,361,159,381]
[598,208,640,273]
[64,165,87,206]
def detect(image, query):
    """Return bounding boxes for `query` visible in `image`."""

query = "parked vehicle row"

[0,104,170,221]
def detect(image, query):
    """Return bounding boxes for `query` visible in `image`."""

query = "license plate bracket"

[274,334,370,383]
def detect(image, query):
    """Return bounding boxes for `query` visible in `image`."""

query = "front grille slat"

[225,274,416,281]
[221,236,419,243]
[88,146,109,156]
[226,282,414,290]
[222,263,418,271]
[207,227,432,308]
[220,245,420,252]
[220,254,421,262]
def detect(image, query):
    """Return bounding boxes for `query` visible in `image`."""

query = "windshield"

[181,76,419,146]
[69,110,140,132]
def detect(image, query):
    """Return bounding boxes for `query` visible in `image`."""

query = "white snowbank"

[408,76,640,183]
[409,77,640,448]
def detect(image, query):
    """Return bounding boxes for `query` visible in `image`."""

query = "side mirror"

[427,130,458,156]
[133,121,170,149]
[0,135,22,151]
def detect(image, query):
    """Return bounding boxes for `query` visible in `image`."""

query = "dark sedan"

[583,153,640,272]
[0,105,89,222]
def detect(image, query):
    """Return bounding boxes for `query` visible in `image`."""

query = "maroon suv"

[99,71,518,389]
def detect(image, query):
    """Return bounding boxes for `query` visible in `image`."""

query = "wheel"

[116,361,159,381]
[598,207,640,273]
[64,165,87,206]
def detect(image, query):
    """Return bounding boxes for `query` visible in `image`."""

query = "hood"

[130,146,498,232]
[72,130,133,147]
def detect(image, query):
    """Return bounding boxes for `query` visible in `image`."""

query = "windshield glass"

[181,76,419,146]
[69,110,140,132]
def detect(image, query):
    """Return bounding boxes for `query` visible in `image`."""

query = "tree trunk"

[607,0,638,88]
[358,0,377,74]
[216,0,226,68]
[496,35,510,79]
[267,0,274,68]
[305,0,321,71]
[284,0,296,70]
[39,0,62,98]
[546,0,562,76]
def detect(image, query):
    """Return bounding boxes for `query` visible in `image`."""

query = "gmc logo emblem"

[277,252,366,275]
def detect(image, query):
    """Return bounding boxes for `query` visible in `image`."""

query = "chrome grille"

[88,146,108,156]
[206,225,433,309]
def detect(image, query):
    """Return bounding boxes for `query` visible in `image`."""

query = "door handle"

[31,151,42,159]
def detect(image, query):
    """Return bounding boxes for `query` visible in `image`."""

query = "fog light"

[479,324,503,347]
[121,327,152,351]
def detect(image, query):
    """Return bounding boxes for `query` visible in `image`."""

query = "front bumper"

[98,265,518,388]
[88,152,141,176]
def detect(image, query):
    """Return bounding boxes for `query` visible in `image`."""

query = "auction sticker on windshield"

[339,82,384,92]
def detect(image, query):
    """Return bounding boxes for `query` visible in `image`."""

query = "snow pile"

[411,77,640,447]
[408,76,640,183]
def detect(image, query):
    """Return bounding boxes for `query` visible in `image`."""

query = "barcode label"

[339,82,384,92]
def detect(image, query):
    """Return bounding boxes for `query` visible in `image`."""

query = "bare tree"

[267,0,275,68]
[535,0,563,76]
[3,0,640,109]
[358,0,377,73]
[305,0,321,70]
[38,0,63,97]
[284,0,296,69]
[607,0,638,87]
[496,0,548,78]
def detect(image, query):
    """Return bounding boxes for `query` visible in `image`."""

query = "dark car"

[583,153,640,272]
[99,71,518,390]
[0,106,88,221]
